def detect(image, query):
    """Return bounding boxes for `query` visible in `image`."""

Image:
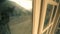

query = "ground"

[9,16,32,34]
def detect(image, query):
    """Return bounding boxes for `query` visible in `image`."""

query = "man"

[0,0,15,34]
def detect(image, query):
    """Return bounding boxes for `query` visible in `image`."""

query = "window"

[43,4,53,29]
[38,0,59,34]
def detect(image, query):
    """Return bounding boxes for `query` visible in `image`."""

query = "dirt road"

[9,16,32,34]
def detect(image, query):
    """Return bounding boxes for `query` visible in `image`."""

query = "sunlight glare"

[9,0,32,10]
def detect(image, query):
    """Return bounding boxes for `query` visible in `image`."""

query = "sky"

[9,0,32,11]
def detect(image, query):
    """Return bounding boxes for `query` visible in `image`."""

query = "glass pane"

[55,29,60,34]
[51,6,57,22]
[0,0,32,34]
[43,4,53,29]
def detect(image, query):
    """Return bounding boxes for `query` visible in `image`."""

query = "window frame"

[38,0,59,34]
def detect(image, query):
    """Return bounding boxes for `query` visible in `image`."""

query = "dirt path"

[9,16,32,34]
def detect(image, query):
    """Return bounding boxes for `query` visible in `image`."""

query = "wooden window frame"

[33,0,59,34]
[38,0,59,34]
[33,0,41,34]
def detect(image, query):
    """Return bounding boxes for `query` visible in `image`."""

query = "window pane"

[43,4,53,29]
[51,6,57,22]
[55,29,60,34]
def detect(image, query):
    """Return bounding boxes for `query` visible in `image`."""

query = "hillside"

[6,1,33,34]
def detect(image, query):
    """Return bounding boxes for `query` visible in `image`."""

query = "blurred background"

[7,0,33,34]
